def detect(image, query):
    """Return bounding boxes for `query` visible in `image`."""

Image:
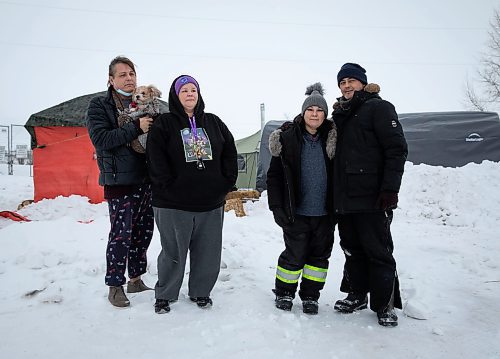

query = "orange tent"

[25,92,107,204]
[25,92,169,204]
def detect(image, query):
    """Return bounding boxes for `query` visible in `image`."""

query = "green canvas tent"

[235,130,260,190]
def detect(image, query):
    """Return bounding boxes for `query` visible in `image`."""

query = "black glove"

[376,191,399,210]
[272,208,291,227]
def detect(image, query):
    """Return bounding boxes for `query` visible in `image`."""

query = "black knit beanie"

[337,63,368,86]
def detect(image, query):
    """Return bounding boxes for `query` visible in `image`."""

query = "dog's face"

[133,85,162,104]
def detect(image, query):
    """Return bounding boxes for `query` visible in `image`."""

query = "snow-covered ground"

[1,162,499,359]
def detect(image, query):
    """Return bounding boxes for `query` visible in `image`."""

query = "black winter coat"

[146,76,238,212]
[86,87,150,186]
[267,116,336,222]
[332,91,408,213]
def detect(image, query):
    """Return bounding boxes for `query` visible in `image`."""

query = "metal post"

[11,124,28,174]
[0,125,12,175]
[260,103,265,133]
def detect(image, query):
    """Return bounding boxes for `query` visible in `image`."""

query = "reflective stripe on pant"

[276,266,301,284]
[302,264,328,283]
[274,215,334,301]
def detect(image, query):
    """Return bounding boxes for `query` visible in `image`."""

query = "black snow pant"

[275,215,335,301]
[337,210,402,312]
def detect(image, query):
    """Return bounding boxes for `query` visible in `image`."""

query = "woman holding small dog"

[86,56,156,308]
[147,75,238,314]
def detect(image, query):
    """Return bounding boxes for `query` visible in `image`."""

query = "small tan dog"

[132,85,162,115]
[118,85,162,153]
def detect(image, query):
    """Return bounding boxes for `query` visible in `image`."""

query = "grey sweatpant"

[153,206,224,301]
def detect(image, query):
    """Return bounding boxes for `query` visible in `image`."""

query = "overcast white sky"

[1,0,499,140]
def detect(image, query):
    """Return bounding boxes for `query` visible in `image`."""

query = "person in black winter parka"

[147,75,238,314]
[267,83,337,315]
[331,63,408,327]
[86,56,156,308]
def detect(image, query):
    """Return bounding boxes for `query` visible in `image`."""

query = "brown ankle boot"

[108,286,130,307]
[126,279,153,293]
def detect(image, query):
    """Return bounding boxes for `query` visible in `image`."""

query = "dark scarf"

[111,89,132,113]
[333,91,381,130]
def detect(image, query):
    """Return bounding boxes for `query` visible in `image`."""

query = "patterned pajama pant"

[105,185,154,287]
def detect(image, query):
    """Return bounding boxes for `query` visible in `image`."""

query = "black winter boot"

[154,299,170,314]
[273,289,293,311]
[190,297,213,308]
[334,293,368,313]
[302,299,319,315]
[377,307,398,327]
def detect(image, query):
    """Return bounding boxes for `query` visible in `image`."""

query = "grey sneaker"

[126,279,153,293]
[108,286,130,307]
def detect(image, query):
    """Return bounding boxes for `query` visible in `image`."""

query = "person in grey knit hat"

[266,82,337,315]
[301,82,329,118]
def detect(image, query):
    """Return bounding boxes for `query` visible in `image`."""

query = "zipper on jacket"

[280,155,294,223]
[112,156,117,181]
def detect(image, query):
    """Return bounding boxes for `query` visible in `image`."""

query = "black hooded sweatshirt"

[146,75,238,211]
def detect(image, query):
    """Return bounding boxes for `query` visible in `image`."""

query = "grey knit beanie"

[301,83,328,118]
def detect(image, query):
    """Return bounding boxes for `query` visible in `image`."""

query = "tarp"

[32,126,103,203]
[256,112,500,192]
[235,130,260,190]
[25,91,169,203]
[25,91,168,148]
[0,211,30,222]
[25,92,106,149]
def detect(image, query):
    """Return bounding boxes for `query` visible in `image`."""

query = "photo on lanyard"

[180,127,213,164]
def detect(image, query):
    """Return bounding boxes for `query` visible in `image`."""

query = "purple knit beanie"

[174,75,200,95]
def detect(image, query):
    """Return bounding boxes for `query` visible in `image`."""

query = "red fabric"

[33,127,104,203]
[0,211,31,222]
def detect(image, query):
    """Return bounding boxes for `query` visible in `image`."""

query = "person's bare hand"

[139,117,153,133]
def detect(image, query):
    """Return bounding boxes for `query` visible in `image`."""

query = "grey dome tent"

[398,111,500,166]
[256,120,286,192]
[256,112,500,192]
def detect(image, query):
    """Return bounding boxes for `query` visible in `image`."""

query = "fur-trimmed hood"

[333,82,380,110]
[269,123,337,159]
